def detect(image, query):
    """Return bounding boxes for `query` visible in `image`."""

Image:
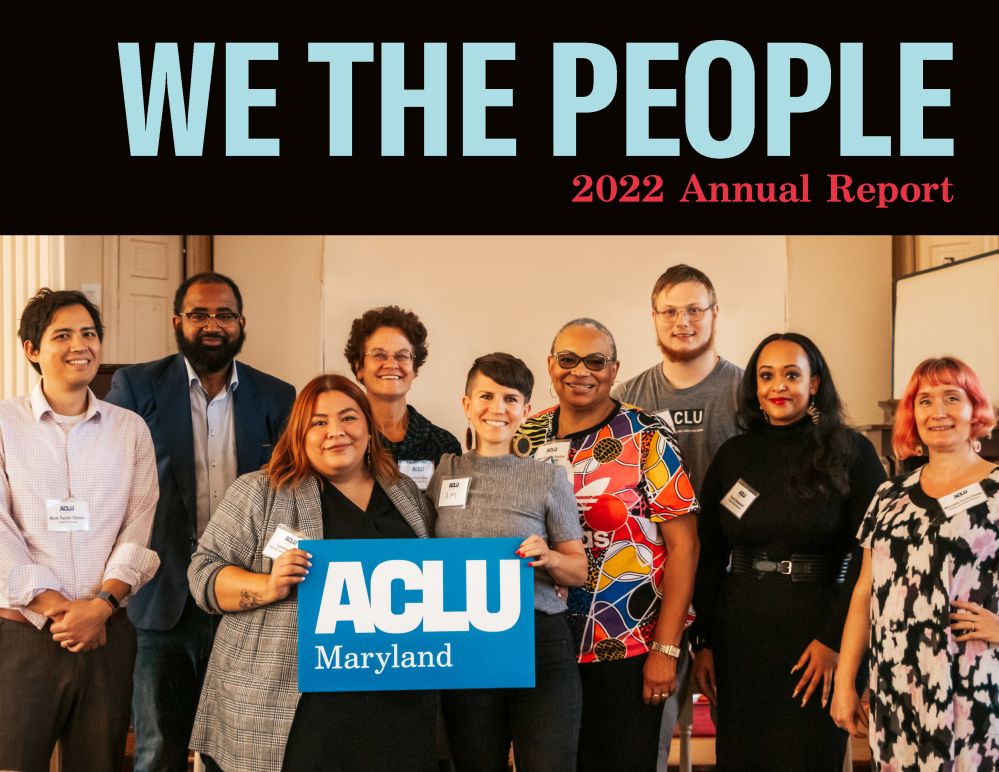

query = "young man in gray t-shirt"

[611,264,743,772]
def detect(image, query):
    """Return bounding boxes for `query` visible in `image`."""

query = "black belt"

[730,547,849,583]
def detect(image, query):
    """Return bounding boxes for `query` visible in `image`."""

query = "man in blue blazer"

[106,272,296,772]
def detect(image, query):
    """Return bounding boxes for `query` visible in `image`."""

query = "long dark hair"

[737,333,854,499]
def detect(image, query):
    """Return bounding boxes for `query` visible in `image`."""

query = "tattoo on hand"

[239,589,263,610]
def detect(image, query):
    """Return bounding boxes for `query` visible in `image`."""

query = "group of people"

[0,265,996,772]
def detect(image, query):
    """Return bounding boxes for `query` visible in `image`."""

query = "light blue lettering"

[686,41,755,159]
[462,42,515,156]
[225,43,279,156]
[552,43,617,156]
[307,42,374,156]
[381,43,448,156]
[900,43,952,156]
[766,43,831,156]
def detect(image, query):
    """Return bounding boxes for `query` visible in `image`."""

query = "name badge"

[720,479,759,519]
[399,460,434,491]
[263,524,307,560]
[534,441,573,483]
[938,483,988,517]
[438,477,470,508]
[46,498,90,532]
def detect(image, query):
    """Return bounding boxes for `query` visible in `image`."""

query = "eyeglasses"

[655,306,710,322]
[365,350,414,364]
[553,350,614,372]
[181,312,241,326]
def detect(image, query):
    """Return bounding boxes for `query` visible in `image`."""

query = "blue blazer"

[105,354,296,630]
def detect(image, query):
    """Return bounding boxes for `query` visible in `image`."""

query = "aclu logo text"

[316,559,522,634]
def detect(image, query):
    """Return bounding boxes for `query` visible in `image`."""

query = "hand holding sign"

[267,548,313,603]
[517,535,551,567]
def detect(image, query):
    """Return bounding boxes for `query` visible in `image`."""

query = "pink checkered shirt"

[0,380,160,628]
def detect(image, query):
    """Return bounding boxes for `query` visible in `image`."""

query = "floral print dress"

[859,467,999,772]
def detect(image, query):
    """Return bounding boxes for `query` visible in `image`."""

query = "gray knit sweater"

[427,452,582,614]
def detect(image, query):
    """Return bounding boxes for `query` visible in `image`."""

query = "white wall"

[786,235,893,426]
[214,235,324,392]
[321,236,789,443]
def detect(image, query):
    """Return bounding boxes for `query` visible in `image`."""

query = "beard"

[657,322,715,364]
[175,326,246,375]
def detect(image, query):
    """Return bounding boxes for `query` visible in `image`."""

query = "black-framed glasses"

[365,350,414,364]
[181,312,241,326]
[655,306,709,322]
[553,350,614,371]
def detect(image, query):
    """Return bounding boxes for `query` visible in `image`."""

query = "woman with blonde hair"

[188,374,437,772]
[832,356,999,772]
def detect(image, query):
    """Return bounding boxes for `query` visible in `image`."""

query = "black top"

[320,479,417,540]
[378,404,462,465]
[692,416,888,651]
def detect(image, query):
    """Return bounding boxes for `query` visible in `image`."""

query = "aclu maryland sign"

[297,537,535,692]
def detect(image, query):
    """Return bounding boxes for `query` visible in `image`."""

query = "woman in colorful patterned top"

[518,318,699,772]
[832,357,999,772]
[344,306,461,488]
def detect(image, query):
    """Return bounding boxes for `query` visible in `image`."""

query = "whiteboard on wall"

[893,251,999,400]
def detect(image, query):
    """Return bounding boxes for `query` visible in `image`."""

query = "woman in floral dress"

[832,357,999,771]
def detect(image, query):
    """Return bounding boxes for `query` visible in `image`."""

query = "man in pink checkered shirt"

[0,288,160,772]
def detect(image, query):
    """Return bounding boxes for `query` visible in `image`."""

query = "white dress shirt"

[0,380,160,629]
[185,358,239,537]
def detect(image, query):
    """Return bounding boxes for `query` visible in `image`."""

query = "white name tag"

[438,477,470,508]
[535,440,573,483]
[46,498,90,531]
[263,525,305,560]
[938,483,988,517]
[720,479,759,519]
[399,460,434,491]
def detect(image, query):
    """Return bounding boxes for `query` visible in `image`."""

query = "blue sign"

[297,537,535,692]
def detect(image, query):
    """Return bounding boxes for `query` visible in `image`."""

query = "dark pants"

[131,596,220,772]
[578,653,666,772]
[0,613,137,772]
[443,611,582,772]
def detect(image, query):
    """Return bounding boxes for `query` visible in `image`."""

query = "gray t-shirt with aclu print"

[611,357,743,497]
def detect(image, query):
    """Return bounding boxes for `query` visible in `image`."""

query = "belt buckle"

[778,560,793,575]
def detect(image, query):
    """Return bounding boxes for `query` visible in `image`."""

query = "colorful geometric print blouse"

[520,402,698,663]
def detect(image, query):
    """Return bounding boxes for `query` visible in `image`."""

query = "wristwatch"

[95,590,120,613]
[649,640,682,659]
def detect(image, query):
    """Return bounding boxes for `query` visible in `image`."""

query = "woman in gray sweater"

[426,353,587,772]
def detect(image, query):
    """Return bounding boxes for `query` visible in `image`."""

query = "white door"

[117,235,183,364]
[915,235,999,271]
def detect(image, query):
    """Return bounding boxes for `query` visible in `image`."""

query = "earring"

[915,443,923,456]
[549,384,557,400]
[973,439,983,453]
[512,432,532,457]
[364,438,372,469]
[465,420,475,451]
[759,403,770,424]
[807,395,820,425]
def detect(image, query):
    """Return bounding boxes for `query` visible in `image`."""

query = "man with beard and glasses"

[106,272,296,772]
[611,264,742,772]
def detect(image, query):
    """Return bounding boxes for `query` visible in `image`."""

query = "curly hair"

[893,357,996,460]
[343,306,429,376]
[736,332,855,499]
[267,374,400,490]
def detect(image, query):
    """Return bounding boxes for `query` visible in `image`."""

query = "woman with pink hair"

[831,357,999,772]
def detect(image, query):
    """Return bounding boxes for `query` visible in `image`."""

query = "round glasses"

[365,350,414,364]
[553,351,614,372]
[655,306,709,322]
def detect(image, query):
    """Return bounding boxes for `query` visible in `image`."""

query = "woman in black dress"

[690,333,887,772]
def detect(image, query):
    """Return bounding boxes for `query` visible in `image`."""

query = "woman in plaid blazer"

[188,375,437,772]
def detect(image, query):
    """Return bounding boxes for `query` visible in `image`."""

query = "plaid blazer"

[188,470,433,772]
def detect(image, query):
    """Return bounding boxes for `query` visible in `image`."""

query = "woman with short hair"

[691,332,887,772]
[518,319,700,772]
[427,352,586,772]
[188,374,437,772]
[832,357,999,772]
[344,306,461,487]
